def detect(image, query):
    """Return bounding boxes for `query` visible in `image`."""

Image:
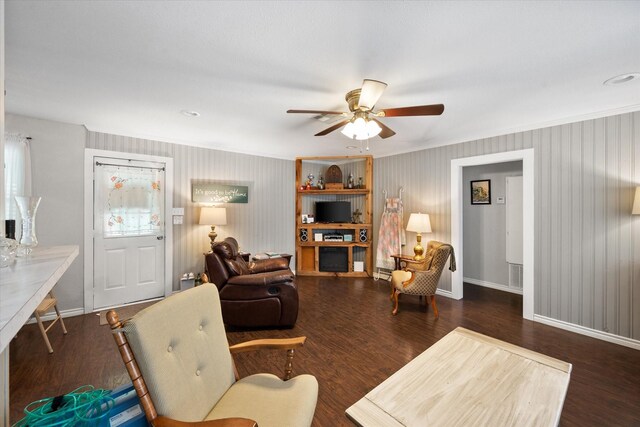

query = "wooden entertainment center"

[295,155,373,277]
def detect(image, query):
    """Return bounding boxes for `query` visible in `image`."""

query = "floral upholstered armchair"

[390,241,456,318]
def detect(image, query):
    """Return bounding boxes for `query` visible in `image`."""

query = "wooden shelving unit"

[295,155,373,277]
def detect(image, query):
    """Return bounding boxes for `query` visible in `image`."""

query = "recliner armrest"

[226,270,294,286]
[247,257,290,274]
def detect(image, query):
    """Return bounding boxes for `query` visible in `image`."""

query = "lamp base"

[208,225,218,249]
[413,233,425,260]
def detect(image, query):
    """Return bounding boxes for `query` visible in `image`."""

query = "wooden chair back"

[107,310,158,424]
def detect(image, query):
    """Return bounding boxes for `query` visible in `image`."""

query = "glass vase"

[15,196,41,255]
[0,236,18,267]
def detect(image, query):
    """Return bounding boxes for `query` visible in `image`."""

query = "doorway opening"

[450,149,534,320]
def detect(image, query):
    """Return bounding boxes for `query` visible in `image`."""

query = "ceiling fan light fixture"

[366,119,382,138]
[341,121,356,139]
[342,117,382,140]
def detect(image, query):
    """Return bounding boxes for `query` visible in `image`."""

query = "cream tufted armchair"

[107,284,318,427]
[390,241,456,318]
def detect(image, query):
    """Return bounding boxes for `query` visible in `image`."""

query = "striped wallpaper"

[87,132,295,287]
[374,111,640,340]
[88,110,640,341]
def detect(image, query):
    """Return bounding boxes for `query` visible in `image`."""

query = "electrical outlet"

[173,216,184,225]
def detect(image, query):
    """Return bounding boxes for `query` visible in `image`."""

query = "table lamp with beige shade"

[199,207,227,248]
[633,187,640,215]
[406,213,432,260]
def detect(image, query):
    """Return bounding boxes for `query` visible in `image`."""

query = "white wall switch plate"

[497,196,505,204]
[173,216,184,225]
[172,207,184,216]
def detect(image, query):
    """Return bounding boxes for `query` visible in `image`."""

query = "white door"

[93,158,166,309]
[506,176,523,265]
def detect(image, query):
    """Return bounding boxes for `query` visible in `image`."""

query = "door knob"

[157,236,164,240]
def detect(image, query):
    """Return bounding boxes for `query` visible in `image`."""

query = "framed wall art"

[470,179,491,205]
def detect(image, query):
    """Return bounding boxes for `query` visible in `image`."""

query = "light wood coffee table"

[346,327,572,427]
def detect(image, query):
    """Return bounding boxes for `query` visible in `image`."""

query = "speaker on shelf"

[359,229,368,243]
[300,228,308,242]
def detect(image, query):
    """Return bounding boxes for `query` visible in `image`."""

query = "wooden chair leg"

[54,304,68,335]
[430,295,439,319]
[392,290,400,316]
[34,312,53,354]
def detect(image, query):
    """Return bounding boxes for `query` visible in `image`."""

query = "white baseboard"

[464,277,523,295]
[534,315,640,351]
[436,288,454,299]
[25,308,85,325]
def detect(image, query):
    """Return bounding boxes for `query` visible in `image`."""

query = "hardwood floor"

[9,278,640,426]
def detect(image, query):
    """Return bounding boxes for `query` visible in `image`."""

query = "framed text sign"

[192,183,249,203]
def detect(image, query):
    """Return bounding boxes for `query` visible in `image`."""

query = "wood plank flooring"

[9,278,640,426]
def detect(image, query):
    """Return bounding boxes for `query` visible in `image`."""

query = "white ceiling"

[5,1,640,159]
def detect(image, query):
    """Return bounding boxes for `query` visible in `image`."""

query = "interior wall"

[462,161,522,287]
[1,2,8,425]
[5,114,86,311]
[374,111,640,341]
[0,0,5,235]
[86,131,295,289]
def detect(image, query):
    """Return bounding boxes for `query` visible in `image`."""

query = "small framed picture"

[471,180,491,205]
[301,214,308,224]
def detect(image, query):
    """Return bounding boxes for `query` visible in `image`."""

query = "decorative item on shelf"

[347,173,355,189]
[307,214,315,223]
[199,206,227,248]
[305,173,315,190]
[406,213,432,260]
[352,209,362,224]
[15,196,42,256]
[633,186,640,215]
[302,214,308,224]
[317,176,325,190]
[358,177,363,189]
[325,165,344,189]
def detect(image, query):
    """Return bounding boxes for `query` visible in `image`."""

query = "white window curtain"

[4,133,32,225]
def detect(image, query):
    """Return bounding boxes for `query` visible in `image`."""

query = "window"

[4,134,32,224]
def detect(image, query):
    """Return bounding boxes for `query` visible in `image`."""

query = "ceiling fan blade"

[380,104,445,117]
[315,119,351,136]
[371,118,396,139]
[358,79,388,110]
[287,109,347,115]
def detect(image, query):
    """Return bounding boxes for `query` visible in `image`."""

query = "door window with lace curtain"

[95,163,164,238]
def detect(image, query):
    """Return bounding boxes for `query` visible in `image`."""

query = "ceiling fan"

[287,79,444,140]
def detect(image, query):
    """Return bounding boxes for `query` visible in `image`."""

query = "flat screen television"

[315,201,351,223]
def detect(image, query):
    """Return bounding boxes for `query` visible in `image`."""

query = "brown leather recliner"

[204,237,299,328]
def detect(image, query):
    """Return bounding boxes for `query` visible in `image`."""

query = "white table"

[0,245,79,425]
[346,327,572,427]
